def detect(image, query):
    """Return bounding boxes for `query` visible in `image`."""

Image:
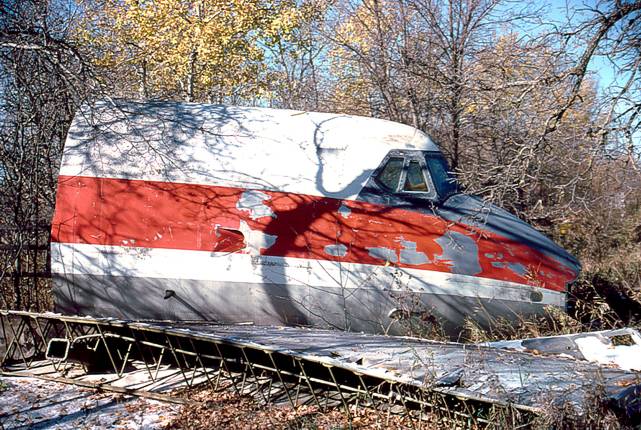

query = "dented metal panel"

[481,328,641,371]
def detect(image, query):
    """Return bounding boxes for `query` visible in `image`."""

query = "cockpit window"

[403,161,429,192]
[376,157,404,191]
[426,156,459,198]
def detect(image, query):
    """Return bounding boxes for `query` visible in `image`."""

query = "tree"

[327,0,543,164]
[81,0,326,104]
[252,0,332,111]
[0,0,99,310]
[324,0,611,225]
[456,32,609,224]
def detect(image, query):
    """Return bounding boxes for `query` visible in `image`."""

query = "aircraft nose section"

[439,194,581,286]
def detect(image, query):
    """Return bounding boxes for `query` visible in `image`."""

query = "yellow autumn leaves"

[79,0,327,102]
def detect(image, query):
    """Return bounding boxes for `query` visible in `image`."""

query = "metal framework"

[0,311,535,428]
[2,311,640,428]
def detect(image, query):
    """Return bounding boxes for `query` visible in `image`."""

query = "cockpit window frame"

[425,154,460,200]
[372,150,438,201]
[403,160,430,193]
[375,156,405,193]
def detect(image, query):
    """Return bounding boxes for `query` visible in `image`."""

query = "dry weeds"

[164,384,426,429]
[164,380,639,430]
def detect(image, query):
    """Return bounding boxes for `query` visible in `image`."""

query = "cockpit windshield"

[363,151,460,206]
[425,156,460,199]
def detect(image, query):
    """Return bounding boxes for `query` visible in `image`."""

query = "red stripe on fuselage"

[52,176,573,291]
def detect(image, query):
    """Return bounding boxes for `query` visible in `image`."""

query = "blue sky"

[544,0,640,145]
[539,1,616,89]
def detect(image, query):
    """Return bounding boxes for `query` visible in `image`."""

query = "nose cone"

[438,194,581,286]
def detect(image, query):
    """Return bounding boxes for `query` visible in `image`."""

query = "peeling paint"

[399,239,431,266]
[491,261,527,277]
[435,232,481,275]
[325,244,347,257]
[238,220,277,252]
[237,190,276,220]
[55,175,575,290]
[338,204,351,218]
[366,247,398,263]
[540,270,553,279]
[51,100,585,339]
